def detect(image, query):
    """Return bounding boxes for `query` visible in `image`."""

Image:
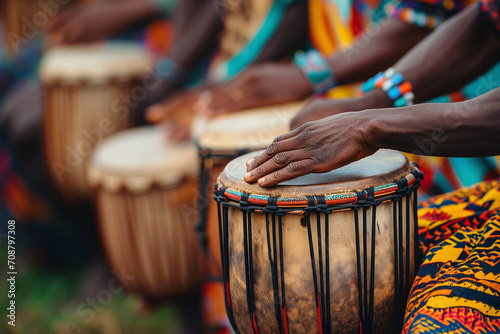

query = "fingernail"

[258,177,265,185]
[244,172,251,180]
[246,158,255,167]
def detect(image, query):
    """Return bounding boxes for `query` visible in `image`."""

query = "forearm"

[121,0,164,23]
[329,19,430,85]
[168,0,223,70]
[367,88,500,157]
[393,5,500,102]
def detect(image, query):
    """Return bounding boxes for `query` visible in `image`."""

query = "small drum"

[195,101,305,278]
[40,43,152,202]
[214,149,423,333]
[87,127,201,302]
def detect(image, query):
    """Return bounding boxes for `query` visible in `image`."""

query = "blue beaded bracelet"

[293,49,337,95]
[360,67,414,107]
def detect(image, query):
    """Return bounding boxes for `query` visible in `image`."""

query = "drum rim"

[87,126,199,192]
[195,101,306,152]
[214,155,423,213]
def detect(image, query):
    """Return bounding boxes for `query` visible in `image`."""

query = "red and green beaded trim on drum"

[215,167,420,211]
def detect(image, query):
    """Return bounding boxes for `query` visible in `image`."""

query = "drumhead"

[88,127,198,192]
[219,149,414,197]
[196,101,306,154]
[39,43,152,84]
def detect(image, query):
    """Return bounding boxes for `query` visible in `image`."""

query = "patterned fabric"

[207,0,306,84]
[387,0,473,29]
[480,0,500,32]
[403,179,500,333]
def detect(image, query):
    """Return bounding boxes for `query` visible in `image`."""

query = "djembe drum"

[195,101,305,278]
[40,43,152,202]
[214,149,423,333]
[87,126,201,302]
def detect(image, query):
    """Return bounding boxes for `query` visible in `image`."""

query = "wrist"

[293,50,337,95]
[290,64,313,96]
[358,108,388,152]
[361,90,393,109]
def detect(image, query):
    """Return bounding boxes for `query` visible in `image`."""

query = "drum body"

[195,102,305,278]
[41,43,152,202]
[88,127,201,302]
[214,150,423,333]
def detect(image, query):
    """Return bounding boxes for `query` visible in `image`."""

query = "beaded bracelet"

[386,3,443,29]
[293,49,337,95]
[360,67,414,107]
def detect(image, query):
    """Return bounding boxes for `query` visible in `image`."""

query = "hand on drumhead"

[47,1,157,45]
[195,63,311,117]
[245,112,377,187]
[146,89,200,142]
[291,91,392,130]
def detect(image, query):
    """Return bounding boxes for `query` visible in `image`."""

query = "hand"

[47,1,156,45]
[291,90,391,129]
[145,89,201,142]
[244,112,377,187]
[196,63,311,117]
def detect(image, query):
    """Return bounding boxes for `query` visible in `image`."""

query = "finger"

[254,159,316,187]
[194,90,214,116]
[166,126,191,143]
[244,148,312,183]
[246,132,307,172]
[145,104,167,123]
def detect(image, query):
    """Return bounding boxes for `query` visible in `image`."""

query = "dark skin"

[245,5,500,187]
[47,0,164,45]
[244,89,500,187]
[196,18,430,116]
[292,5,500,127]
[145,1,309,140]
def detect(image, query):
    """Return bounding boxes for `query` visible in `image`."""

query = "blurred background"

[1,0,500,333]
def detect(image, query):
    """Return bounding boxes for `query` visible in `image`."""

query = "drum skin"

[218,150,419,333]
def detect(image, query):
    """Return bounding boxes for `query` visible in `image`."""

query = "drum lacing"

[215,168,424,334]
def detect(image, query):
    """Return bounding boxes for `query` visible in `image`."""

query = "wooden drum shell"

[216,150,422,333]
[43,80,136,202]
[94,180,201,302]
[226,199,416,333]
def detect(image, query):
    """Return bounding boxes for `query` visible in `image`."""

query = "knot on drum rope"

[266,197,279,213]
[302,196,317,216]
[411,167,424,187]
[356,188,375,206]
[215,186,228,203]
[240,193,250,208]
[316,196,328,212]
[394,178,409,199]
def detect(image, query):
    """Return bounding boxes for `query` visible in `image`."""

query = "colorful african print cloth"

[403,179,500,333]
[481,0,500,32]
[387,0,473,29]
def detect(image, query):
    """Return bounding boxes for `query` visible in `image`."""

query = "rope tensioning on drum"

[213,165,423,334]
[197,145,255,281]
